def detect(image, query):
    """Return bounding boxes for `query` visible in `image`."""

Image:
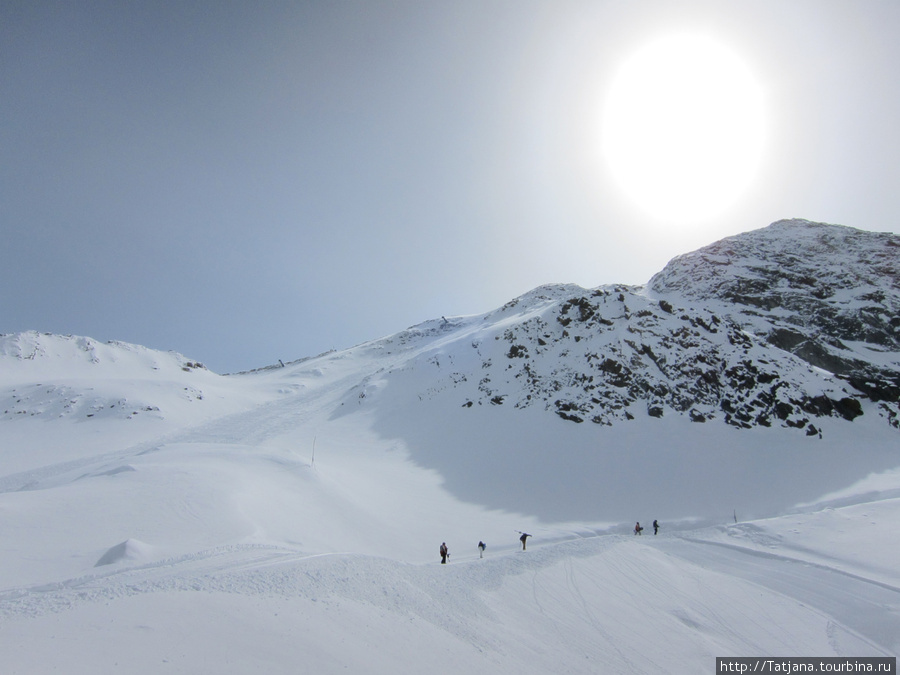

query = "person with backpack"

[519,532,531,550]
[634,522,644,535]
[477,541,486,558]
[653,519,660,535]
[440,542,449,564]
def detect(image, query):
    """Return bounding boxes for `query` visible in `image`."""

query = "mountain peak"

[363,220,899,435]
[647,220,900,354]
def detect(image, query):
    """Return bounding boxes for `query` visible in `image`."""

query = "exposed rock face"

[649,220,899,345]
[648,219,900,429]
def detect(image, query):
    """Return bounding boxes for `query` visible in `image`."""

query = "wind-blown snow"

[1,222,898,673]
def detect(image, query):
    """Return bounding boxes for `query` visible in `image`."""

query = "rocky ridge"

[380,220,899,435]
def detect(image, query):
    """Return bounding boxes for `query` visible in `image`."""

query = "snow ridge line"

[675,536,900,594]
[0,534,627,622]
[0,544,341,619]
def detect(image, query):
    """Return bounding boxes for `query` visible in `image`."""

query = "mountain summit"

[364,220,899,436]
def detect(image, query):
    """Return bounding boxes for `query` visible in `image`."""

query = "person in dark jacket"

[653,519,660,535]
[440,542,449,564]
[519,533,531,550]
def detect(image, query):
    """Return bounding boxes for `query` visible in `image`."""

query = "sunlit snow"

[1,221,898,673]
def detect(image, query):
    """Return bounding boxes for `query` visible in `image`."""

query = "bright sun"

[601,34,766,223]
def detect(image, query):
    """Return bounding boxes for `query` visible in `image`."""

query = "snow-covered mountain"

[376,218,898,435]
[1,220,898,673]
[5,220,897,437]
[1,331,209,423]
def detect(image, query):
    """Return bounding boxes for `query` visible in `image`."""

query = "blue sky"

[3,1,899,373]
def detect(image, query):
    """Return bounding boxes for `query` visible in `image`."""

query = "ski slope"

[1,514,896,673]
[0,322,898,673]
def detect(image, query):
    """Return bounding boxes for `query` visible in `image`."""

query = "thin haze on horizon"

[3,1,899,372]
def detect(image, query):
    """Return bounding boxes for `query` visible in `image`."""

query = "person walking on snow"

[478,541,486,558]
[519,533,531,550]
[653,519,659,535]
[440,542,449,564]
[634,522,644,535]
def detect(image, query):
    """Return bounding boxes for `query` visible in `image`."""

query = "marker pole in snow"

[311,436,316,469]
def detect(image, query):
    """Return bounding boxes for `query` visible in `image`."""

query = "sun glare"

[601,34,766,223]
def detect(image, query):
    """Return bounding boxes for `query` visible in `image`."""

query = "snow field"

[1,329,898,673]
[1,526,892,675]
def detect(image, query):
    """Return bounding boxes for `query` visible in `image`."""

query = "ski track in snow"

[656,535,900,653]
[0,361,348,496]
[2,527,896,660]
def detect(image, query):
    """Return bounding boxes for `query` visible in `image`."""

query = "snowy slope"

[1,221,898,673]
[0,331,273,474]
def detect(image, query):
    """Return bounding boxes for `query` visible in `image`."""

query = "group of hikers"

[634,520,660,535]
[441,522,660,563]
[440,532,530,564]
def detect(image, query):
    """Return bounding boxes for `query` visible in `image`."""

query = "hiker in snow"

[519,533,531,550]
[478,541,486,558]
[653,519,659,535]
[440,542,449,564]
[634,522,643,536]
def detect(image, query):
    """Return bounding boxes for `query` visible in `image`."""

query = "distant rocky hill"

[373,220,899,436]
